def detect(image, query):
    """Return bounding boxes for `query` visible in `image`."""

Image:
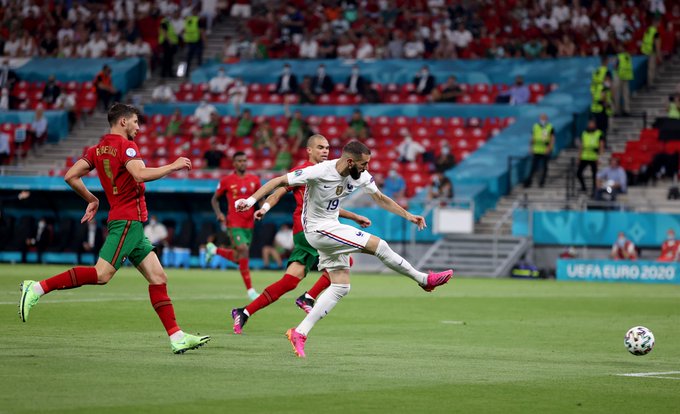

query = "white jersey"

[286,159,379,232]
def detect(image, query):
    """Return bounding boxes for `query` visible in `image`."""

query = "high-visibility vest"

[581,130,602,161]
[590,84,612,115]
[532,123,553,155]
[159,18,179,45]
[617,52,633,81]
[183,16,200,43]
[669,102,680,119]
[592,66,608,86]
[641,26,657,55]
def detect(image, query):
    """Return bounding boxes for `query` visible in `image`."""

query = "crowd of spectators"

[226,0,679,61]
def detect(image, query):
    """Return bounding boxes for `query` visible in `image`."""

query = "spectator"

[235,108,254,137]
[144,215,169,258]
[382,168,406,199]
[343,109,369,139]
[297,76,316,104]
[54,91,77,130]
[595,157,627,201]
[276,63,298,95]
[194,100,217,127]
[427,171,454,202]
[203,139,225,169]
[22,216,53,264]
[76,220,103,265]
[0,59,18,91]
[3,33,21,57]
[396,135,425,163]
[164,108,184,136]
[29,107,48,147]
[230,0,251,18]
[262,223,294,269]
[431,75,462,102]
[311,64,334,95]
[42,75,61,105]
[576,119,604,195]
[85,31,108,58]
[208,67,234,94]
[403,32,425,59]
[413,65,436,96]
[345,65,368,99]
[557,34,576,57]
[57,21,75,44]
[284,97,311,143]
[355,36,375,59]
[228,78,248,105]
[94,65,122,111]
[299,32,319,59]
[151,81,176,103]
[658,229,680,262]
[197,111,220,138]
[39,31,59,57]
[611,232,638,260]
[58,36,76,58]
[524,114,555,188]
[386,31,405,58]
[183,6,205,77]
[434,142,456,172]
[254,118,276,155]
[0,88,8,111]
[450,23,473,55]
[0,130,10,165]
[496,75,530,105]
[18,31,37,57]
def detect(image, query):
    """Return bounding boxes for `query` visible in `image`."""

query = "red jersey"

[287,160,314,234]
[658,239,680,262]
[82,134,148,222]
[216,173,261,229]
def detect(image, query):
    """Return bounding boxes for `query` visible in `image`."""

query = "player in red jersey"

[18,103,210,354]
[230,134,371,334]
[205,151,262,299]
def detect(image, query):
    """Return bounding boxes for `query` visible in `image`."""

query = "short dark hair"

[233,151,246,159]
[342,140,371,157]
[107,103,140,126]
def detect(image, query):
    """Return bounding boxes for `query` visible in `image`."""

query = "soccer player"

[230,134,371,334]
[236,140,453,357]
[205,151,261,300]
[18,103,210,354]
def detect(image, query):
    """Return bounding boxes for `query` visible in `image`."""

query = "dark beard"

[349,165,361,179]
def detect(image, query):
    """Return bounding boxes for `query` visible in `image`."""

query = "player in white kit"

[236,141,453,357]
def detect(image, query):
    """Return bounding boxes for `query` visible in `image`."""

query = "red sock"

[39,267,98,294]
[245,274,300,316]
[217,248,235,262]
[148,284,180,336]
[238,258,252,289]
[307,271,331,299]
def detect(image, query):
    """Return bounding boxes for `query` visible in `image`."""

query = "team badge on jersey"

[125,148,137,157]
[336,186,343,196]
[347,183,354,190]
[294,170,303,176]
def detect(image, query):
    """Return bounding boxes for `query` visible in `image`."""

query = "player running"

[236,140,453,357]
[230,134,371,334]
[18,103,210,354]
[205,151,261,300]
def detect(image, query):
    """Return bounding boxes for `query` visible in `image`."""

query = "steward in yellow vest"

[524,114,555,188]
[614,46,633,115]
[641,18,661,87]
[576,119,604,194]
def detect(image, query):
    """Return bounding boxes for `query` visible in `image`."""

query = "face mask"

[667,234,675,241]
[422,70,429,76]
[617,237,626,247]
[540,119,547,126]
[318,68,325,76]
[150,219,157,225]
[283,67,290,75]
[388,170,397,178]
[441,147,449,155]
[352,68,359,76]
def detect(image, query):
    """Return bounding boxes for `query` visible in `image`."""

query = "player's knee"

[97,268,115,284]
[148,270,168,285]
[373,239,391,259]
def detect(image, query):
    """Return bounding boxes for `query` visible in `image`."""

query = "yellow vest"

[581,130,602,161]
[159,18,179,45]
[641,26,657,55]
[669,102,680,119]
[590,84,613,115]
[183,16,200,43]
[592,66,608,86]
[617,52,633,81]
[532,123,553,155]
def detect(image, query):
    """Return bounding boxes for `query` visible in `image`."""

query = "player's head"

[306,134,329,164]
[107,103,141,140]
[342,140,371,179]
[233,151,247,174]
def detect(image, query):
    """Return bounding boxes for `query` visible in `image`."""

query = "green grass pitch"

[1,264,679,413]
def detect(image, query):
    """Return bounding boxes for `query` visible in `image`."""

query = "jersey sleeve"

[215,177,228,197]
[121,141,142,165]
[359,173,379,194]
[81,146,96,170]
[287,163,325,186]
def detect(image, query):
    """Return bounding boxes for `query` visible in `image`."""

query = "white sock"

[32,283,45,296]
[169,330,185,341]
[296,283,350,336]
[374,240,428,285]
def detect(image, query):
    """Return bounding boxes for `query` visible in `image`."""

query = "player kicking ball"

[18,103,210,354]
[205,151,261,300]
[230,135,370,334]
[236,140,453,357]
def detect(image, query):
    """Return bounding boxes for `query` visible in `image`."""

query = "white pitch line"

[616,371,680,380]
[0,294,245,305]
[441,320,466,325]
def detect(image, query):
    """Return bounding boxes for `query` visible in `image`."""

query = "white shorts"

[306,223,372,271]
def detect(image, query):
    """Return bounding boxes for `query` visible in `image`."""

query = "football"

[624,326,655,356]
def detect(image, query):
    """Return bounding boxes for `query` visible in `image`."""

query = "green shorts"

[99,220,154,270]
[288,232,319,276]
[230,227,253,247]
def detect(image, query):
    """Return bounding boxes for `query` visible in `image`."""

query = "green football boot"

[19,280,41,322]
[205,242,217,264]
[171,333,211,354]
